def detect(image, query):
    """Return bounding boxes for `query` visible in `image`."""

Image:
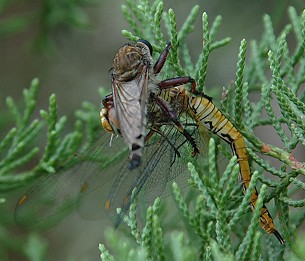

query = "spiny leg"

[155,96,199,156]
[144,127,181,161]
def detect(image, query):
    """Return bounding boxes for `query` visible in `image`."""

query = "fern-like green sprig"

[0,79,42,190]
[0,79,89,193]
[196,12,210,92]
[234,39,247,126]
[235,185,267,261]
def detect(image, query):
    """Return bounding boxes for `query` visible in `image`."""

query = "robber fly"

[16,39,284,244]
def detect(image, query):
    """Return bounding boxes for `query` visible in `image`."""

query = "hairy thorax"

[112,44,150,82]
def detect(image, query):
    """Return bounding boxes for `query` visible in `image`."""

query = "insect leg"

[144,129,157,143]
[158,77,197,93]
[158,77,214,103]
[153,42,172,74]
[155,96,199,156]
[101,94,114,107]
[145,127,181,159]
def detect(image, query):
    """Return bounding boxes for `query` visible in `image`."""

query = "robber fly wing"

[112,65,149,160]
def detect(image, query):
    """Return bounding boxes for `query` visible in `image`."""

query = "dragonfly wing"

[15,166,83,226]
[14,131,127,227]
[77,134,172,222]
[78,123,195,226]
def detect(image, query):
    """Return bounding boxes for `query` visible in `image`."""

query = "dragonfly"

[15,39,284,244]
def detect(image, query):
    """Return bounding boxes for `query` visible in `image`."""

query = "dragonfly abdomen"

[187,93,285,244]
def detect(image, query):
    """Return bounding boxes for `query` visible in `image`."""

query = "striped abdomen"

[177,89,284,243]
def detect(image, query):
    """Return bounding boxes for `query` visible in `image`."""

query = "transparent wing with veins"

[112,65,149,167]
[14,121,196,227]
[14,132,127,227]
[77,121,196,225]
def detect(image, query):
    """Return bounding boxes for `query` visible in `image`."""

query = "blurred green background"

[0,0,304,260]
[1,0,303,119]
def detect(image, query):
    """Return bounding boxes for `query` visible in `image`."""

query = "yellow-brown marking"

[160,86,284,244]
[80,182,89,193]
[185,91,284,244]
[17,195,28,206]
[105,199,111,210]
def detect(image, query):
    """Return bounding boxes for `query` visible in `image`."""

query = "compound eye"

[136,39,153,55]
